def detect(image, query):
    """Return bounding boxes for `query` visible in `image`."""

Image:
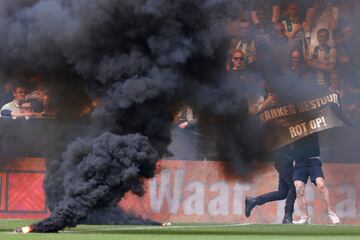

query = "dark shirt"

[254,23,273,44]
[1,109,11,117]
[292,133,321,168]
[0,91,13,108]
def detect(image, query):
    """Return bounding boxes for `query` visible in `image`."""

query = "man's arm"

[249,93,276,115]
[11,111,24,118]
[0,109,11,117]
[308,48,336,72]
[1,105,24,118]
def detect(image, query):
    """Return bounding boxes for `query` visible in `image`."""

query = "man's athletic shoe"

[328,212,340,224]
[293,217,311,224]
[245,196,257,217]
[282,215,293,224]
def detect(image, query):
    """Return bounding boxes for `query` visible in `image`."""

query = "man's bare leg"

[294,180,309,219]
[315,177,340,224]
[314,177,332,213]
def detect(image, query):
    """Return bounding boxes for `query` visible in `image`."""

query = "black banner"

[259,92,349,150]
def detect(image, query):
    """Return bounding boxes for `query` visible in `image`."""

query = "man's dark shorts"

[292,157,324,184]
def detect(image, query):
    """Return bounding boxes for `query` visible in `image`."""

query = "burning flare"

[14,226,32,234]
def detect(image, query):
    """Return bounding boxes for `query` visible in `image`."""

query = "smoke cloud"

[80,206,160,225]
[32,132,159,232]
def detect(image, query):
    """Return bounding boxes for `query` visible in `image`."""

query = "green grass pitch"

[0,220,359,240]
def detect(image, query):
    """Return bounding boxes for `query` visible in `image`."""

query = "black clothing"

[291,133,320,161]
[255,147,296,215]
[292,133,323,184]
[0,91,13,108]
[292,160,324,184]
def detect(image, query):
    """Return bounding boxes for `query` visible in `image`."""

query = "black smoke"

[32,132,159,232]
[81,206,160,225]
[0,0,258,232]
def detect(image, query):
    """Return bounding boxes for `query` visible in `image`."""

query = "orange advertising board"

[120,160,360,225]
[0,158,359,225]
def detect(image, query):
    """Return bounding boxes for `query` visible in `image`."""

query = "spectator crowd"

[2,1,360,122]
[226,0,360,119]
[170,0,360,163]
[175,0,360,149]
[0,76,54,119]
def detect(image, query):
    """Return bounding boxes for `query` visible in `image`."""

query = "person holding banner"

[245,44,341,224]
[244,92,296,224]
[244,24,304,225]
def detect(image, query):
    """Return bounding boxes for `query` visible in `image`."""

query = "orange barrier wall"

[0,158,48,219]
[121,160,360,224]
[1,158,359,224]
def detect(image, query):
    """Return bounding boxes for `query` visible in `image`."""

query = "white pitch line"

[3,223,345,235]
[61,223,251,233]
[1,223,250,235]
